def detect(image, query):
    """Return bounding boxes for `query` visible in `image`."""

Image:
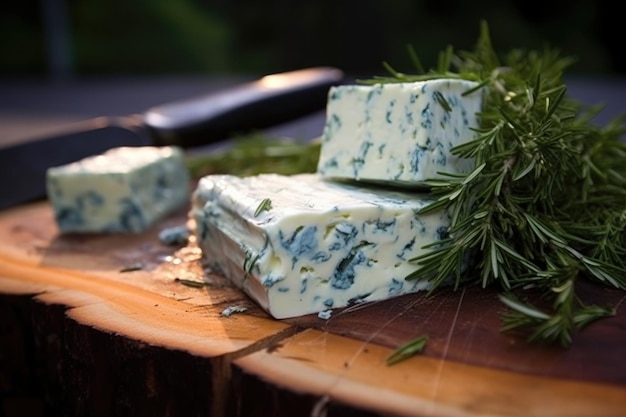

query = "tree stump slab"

[1,202,625,417]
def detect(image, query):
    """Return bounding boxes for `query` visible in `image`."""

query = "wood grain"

[0,202,625,417]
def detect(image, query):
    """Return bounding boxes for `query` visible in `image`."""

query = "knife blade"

[0,67,344,210]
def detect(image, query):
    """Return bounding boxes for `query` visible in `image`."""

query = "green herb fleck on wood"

[174,278,211,288]
[386,335,428,366]
[119,264,143,273]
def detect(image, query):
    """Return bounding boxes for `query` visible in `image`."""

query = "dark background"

[1,0,624,80]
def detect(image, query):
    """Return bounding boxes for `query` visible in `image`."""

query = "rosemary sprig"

[369,20,626,346]
[184,23,625,348]
[186,134,320,178]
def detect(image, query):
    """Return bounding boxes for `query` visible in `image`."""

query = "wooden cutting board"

[1,202,625,417]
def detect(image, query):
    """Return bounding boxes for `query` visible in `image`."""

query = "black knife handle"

[143,67,344,148]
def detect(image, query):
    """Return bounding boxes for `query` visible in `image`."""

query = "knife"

[0,67,344,210]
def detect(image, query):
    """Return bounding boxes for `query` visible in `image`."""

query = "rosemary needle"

[254,198,273,217]
[175,278,210,288]
[386,335,429,366]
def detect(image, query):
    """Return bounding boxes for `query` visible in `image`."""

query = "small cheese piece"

[317,79,482,185]
[192,173,449,319]
[47,146,190,233]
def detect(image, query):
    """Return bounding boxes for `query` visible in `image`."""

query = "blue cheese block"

[317,79,483,184]
[47,146,190,233]
[192,173,449,319]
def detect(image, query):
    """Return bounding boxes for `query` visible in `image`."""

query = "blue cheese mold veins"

[46,146,190,233]
[317,79,483,185]
[191,173,450,319]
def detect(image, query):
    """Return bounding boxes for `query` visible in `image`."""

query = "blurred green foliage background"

[1,0,622,78]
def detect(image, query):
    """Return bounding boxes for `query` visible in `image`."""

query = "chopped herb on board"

[386,335,429,366]
[365,21,626,347]
[119,263,143,273]
[174,278,211,288]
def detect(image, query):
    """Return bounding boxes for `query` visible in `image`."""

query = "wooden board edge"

[232,328,626,417]
[0,257,292,358]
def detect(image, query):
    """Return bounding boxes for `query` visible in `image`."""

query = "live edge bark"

[0,293,378,417]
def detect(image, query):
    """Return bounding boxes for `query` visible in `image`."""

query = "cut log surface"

[1,202,625,417]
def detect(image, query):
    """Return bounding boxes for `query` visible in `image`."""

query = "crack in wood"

[211,325,304,417]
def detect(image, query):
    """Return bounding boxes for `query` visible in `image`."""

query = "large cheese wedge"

[191,173,449,319]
